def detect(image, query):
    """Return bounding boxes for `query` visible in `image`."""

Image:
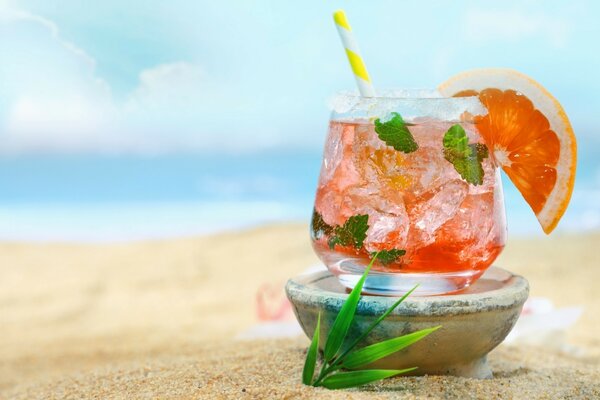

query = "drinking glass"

[310,90,507,295]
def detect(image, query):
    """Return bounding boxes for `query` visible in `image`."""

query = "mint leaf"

[311,209,333,239]
[374,112,418,153]
[371,249,406,265]
[328,214,369,250]
[443,124,470,156]
[443,124,489,185]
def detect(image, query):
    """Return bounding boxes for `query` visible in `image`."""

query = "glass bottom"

[330,259,486,296]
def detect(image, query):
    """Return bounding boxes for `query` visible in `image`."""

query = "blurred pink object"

[256,283,294,321]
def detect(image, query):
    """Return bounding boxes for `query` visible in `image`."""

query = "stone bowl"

[285,267,528,379]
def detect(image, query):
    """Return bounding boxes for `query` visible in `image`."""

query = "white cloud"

[124,62,217,130]
[5,97,111,150]
[0,6,291,154]
[0,8,95,68]
[0,6,119,152]
[127,62,206,110]
[463,8,570,48]
[0,9,228,153]
[119,61,286,153]
[0,7,108,94]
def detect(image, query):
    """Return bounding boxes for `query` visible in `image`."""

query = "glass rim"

[332,88,477,100]
[328,89,487,120]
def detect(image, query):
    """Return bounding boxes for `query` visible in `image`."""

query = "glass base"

[331,259,485,296]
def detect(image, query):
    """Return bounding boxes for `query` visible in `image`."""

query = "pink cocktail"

[311,91,507,295]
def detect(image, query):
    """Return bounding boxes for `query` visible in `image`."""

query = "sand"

[1,223,599,399]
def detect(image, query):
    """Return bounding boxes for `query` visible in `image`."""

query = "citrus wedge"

[439,68,576,234]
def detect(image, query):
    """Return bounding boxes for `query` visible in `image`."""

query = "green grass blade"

[323,253,379,361]
[320,368,417,389]
[302,312,321,385]
[342,326,441,369]
[335,284,418,364]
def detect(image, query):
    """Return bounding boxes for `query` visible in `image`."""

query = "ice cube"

[332,124,362,191]
[410,179,469,244]
[346,204,409,253]
[314,188,343,226]
[469,158,500,195]
[363,209,410,252]
[318,122,344,185]
[315,123,363,226]
[436,189,506,262]
[335,184,410,252]
[402,146,452,196]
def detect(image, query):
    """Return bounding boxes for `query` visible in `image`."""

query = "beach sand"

[1,223,599,399]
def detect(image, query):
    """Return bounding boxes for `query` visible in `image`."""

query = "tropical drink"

[311,92,506,295]
[320,10,576,296]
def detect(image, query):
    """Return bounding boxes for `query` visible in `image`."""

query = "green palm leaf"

[320,368,417,389]
[335,284,418,363]
[302,312,321,385]
[300,244,444,390]
[323,253,379,361]
[342,326,441,369]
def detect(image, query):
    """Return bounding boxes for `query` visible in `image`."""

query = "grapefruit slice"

[439,68,576,234]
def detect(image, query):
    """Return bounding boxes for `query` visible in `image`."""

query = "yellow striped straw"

[333,9,375,97]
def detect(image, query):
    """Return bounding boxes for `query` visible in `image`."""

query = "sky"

[0,0,598,155]
[0,0,599,240]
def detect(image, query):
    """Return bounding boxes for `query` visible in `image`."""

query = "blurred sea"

[0,149,597,242]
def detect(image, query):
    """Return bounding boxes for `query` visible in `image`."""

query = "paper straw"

[333,9,375,97]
